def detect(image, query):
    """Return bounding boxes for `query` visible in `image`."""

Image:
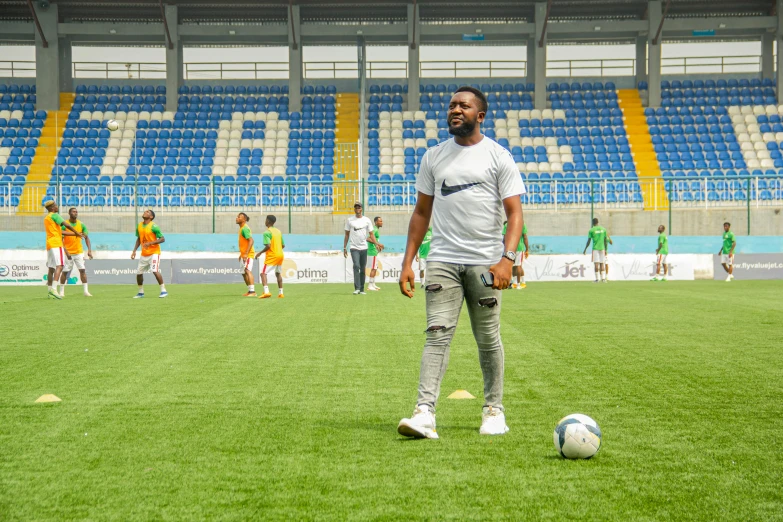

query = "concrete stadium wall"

[2,207,781,236]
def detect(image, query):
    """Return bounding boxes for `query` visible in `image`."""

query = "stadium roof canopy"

[0,0,776,24]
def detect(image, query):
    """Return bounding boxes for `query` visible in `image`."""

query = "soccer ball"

[553,413,602,459]
[107,120,119,131]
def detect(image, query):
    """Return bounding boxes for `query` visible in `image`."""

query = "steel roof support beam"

[288,4,302,111]
[534,1,547,110]
[25,0,48,48]
[159,0,174,50]
[777,0,783,103]
[164,4,181,108]
[538,0,553,49]
[407,2,420,111]
[648,0,662,108]
[652,0,671,46]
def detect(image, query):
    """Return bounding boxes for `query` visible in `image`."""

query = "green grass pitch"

[1,281,782,520]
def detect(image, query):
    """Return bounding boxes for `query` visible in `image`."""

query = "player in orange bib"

[236,212,256,296]
[130,209,167,298]
[43,200,84,300]
[58,207,94,297]
[254,215,285,299]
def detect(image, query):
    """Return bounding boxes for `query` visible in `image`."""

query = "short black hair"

[267,214,277,225]
[68,207,77,214]
[149,209,156,220]
[724,222,731,227]
[592,218,599,225]
[239,212,249,222]
[373,216,381,224]
[453,86,488,113]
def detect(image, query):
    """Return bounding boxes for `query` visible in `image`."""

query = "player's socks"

[278,288,284,298]
[263,285,269,294]
[83,283,89,295]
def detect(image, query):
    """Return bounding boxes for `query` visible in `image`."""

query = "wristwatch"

[502,251,517,263]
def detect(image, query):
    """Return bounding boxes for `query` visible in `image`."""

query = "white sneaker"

[479,406,509,435]
[398,405,439,439]
[730,274,735,280]
[726,275,731,282]
[84,292,93,297]
[353,290,360,295]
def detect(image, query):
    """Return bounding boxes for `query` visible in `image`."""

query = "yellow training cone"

[35,394,62,403]
[447,390,476,399]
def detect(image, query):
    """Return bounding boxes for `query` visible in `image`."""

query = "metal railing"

[547,58,636,78]
[72,62,167,79]
[184,62,289,80]
[419,60,526,78]
[0,55,776,80]
[661,55,762,75]
[0,61,36,78]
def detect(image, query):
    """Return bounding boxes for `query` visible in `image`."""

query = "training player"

[415,226,432,289]
[504,220,529,289]
[366,216,385,291]
[236,212,256,296]
[43,200,84,299]
[652,225,669,282]
[59,207,94,297]
[584,218,612,283]
[131,209,167,298]
[719,222,736,282]
[397,86,525,439]
[255,215,285,299]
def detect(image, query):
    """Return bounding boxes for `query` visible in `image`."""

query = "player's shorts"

[137,254,161,274]
[240,257,254,273]
[418,257,427,271]
[46,247,66,268]
[261,263,282,275]
[64,253,86,272]
[721,254,734,265]
[591,250,606,263]
[657,254,669,265]
[368,256,379,271]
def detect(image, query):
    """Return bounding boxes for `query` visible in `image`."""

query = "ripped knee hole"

[425,284,442,292]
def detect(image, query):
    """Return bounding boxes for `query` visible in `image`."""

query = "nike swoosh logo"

[441,180,482,196]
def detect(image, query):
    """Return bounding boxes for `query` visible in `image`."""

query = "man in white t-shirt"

[343,202,381,294]
[397,86,525,439]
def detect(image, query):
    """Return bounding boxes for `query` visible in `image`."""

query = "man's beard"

[448,119,476,137]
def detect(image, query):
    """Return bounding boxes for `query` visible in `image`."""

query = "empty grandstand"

[1,0,782,235]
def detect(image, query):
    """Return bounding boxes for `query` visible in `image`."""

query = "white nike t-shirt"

[345,215,373,250]
[415,137,526,265]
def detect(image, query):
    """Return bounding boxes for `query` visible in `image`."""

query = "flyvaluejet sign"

[520,255,695,282]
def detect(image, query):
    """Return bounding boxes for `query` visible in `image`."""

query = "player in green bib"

[652,225,670,281]
[366,216,384,291]
[416,227,432,288]
[504,220,529,289]
[718,222,736,281]
[583,217,612,283]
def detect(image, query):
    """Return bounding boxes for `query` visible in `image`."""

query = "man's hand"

[142,242,150,249]
[399,265,416,298]
[378,243,385,252]
[239,254,243,261]
[583,249,587,255]
[343,248,348,258]
[255,252,261,259]
[87,251,93,260]
[524,251,529,259]
[489,259,513,290]
[65,252,72,260]
[131,251,137,260]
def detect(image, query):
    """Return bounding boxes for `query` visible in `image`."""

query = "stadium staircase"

[618,89,667,210]
[333,93,360,213]
[16,94,73,214]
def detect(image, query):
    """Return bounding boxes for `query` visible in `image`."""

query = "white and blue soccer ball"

[106,120,119,131]
[553,413,602,459]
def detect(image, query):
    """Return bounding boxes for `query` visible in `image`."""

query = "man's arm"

[343,229,350,258]
[399,192,434,297]
[730,240,736,255]
[367,227,381,248]
[255,244,270,258]
[522,231,529,257]
[62,221,83,238]
[143,236,165,248]
[131,237,141,259]
[583,236,592,255]
[489,196,522,290]
[656,240,662,255]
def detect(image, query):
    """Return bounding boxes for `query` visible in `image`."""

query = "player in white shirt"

[343,202,382,294]
[397,86,525,439]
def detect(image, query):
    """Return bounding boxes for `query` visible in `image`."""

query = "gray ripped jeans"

[416,261,505,411]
